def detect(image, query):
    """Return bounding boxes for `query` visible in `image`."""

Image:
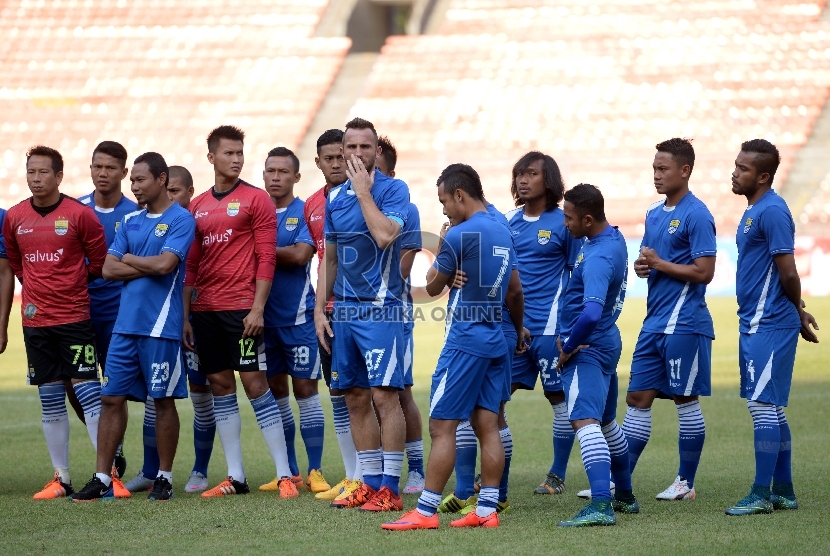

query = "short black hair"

[344,117,378,143]
[266,146,300,173]
[317,129,344,153]
[656,138,695,172]
[377,136,397,173]
[741,138,781,184]
[26,145,63,174]
[511,151,565,210]
[437,163,484,201]
[92,141,128,168]
[564,183,606,222]
[168,165,193,189]
[207,125,245,153]
[134,152,169,188]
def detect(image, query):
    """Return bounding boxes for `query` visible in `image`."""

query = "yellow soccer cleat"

[305,469,331,493]
[258,477,281,492]
[316,478,349,500]
[332,479,362,502]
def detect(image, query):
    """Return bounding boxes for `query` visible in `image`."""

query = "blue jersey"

[109,204,196,340]
[506,206,579,336]
[486,203,518,336]
[325,168,409,305]
[735,190,800,333]
[640,193,716,337]
[79,192,140,323]
[0,208,6,258]
[434,211,516,358]
[265,197,316,328]
[401,203,423,333]
[560,226,628,363]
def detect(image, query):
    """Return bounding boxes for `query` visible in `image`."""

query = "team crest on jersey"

[574,252,584,268]
[743,217,753,234]
[24,303,36,319]
[227,202,240,217]
[115,221,120,231]
[537,230,551,245]
[667,219,680,234]
[154,223,169,237]
[284,217,299,232]
[54,219,68,236]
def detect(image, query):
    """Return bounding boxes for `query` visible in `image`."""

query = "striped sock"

[602,420,632,491]
[213,394,245,481]
[382,451,404,495]
[405,439,424,475]
[417,488,442,517]
[677,400,705,487]
[577,423,612,500]
[297,394,325,473]
[141,395,160,480]
[72,380,101,451]
[748,400,780,488]
[454,420,478,499]
[275,395,300,477]
[251,391,290,479]
[358,449,383,491]
[476,486,499,517]
[622,406,651,473]
[39,383,70,483]
[550,401,575,479]
[331,396,357,480]
[772,406,793,486]
[190,391,215,477]
[498,426,512,502]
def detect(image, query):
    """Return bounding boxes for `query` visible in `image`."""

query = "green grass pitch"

[1,297,828,555]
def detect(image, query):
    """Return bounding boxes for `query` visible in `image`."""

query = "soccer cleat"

[381,509,440,531]
[558,499,617,527]
[258,478,281,492]
[72,476,114,502]
[331,482,375,509]
[403,470,425,494]
[148,476,173,501]
[360,486,404,512]
[576,481,615,499]
[305,469,331,493]
[332,479,362,503]
[111,467,131,499]
[316,478,349,500]
[725,486,774,516]
[33,473,73,500]
[124,472,154,493]
[611,494,640,514]
[113,447,127,479]
[496,500,511,514]
[437,493,477,514]
[279,477,300,499]
[656,476,696,500]
[534,472,566,495]
[184,471,208,493]
[201,477,250,498]
[450,511,500,528]
[292,474,303,487]
[771,494,799,510]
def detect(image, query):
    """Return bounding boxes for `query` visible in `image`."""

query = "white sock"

[96,472,112,487]
[157,470,173,483]
[250,391,291,479]
[72,381,102,451]
[39,383,70,483]
[332,395,357,479]
[213,393,246,482]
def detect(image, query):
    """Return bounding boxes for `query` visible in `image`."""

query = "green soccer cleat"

[558,499,616,527]
[496,500,511,514]
[437,493,477,514]
[725,486,773,516]
[534,472,566,495]
[611,494,640,514]
[771,494,798,510]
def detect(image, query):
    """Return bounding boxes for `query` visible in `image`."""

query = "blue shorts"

[430,349,507,420]
[511,334,563,392]
[629,332,712,397]
[264,323,321,380]
[102,333,187,400]
[501,329,516,402]
[403,327,415,387]
[331,303,404,390]
[92,320,115,372]
[739,328,799,407]
[185,348,208,387]
[561,359,619,423]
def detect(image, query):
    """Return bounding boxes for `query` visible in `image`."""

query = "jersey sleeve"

[401,205,422,251]
[324,195,337,244]
[294,211,315,249]
[107,215,130,258]
[251,190,278,282]
[581,253,614,306]
[80,207,108,277]
[433,227,461,276]
[687,206,717,259]
[162,212,196,262]
[762,204,795,256]
[378,180,409,228]
[1,212,20,277]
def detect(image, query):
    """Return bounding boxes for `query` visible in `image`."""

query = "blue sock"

[748,400,780,488]
[72,380,101,450]
[772,406,793,485]
[622,406,651,473]
[405,439,424,475]
[677,401,705,487]
[498,426,512,502]
[550,401,575,479]
[297,394,325,473]
[276,396,299,477]
[577,424,612,500]
[141,396,160,479]
[382,451,404,495]
[417,488,442,517]
[190,391,215,477]
[455,420,477,499]
[358,449,383,491]
[602,420,632,492]
[476,486,499,517]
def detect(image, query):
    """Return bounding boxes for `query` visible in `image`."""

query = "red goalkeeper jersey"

[185,180,277,312]
[3,194,107,327]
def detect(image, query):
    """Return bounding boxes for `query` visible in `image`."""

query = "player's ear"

[295,172,301,183]
[55,170,64,186]
[207,152,215,165]
[121,166,129,180]
[757,171,771,187]
[315,156,321,170]
[389,171,396,178]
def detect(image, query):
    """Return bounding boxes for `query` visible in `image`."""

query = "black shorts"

[319,311,334,388]
[23,321,99,386]
[191,310,265,374]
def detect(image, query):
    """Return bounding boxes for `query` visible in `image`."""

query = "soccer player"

[315,117,408,511]
[556,183,638,527]
[619,139,716,501]
[725,139,819,515]
[258,146,327,498]
[72,152,195,502]
[383,163,524,530]
[184,125,290,497]
[504,152,579,496]
[3,146,108,500]
[0,208,13,354]
[376,136,425,495]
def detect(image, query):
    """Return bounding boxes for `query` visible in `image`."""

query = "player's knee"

[626,390,653,409]
[188,382,210,394]
[544,390,565,404]
[267,374,290,398]
[428,418,457,441]
[293,378,318,398]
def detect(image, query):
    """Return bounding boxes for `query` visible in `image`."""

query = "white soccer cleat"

[576,481,615,499]
[655,476,696,500]
[185,471,209,493]
[124,472,154,493]
[402,470,425,494]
